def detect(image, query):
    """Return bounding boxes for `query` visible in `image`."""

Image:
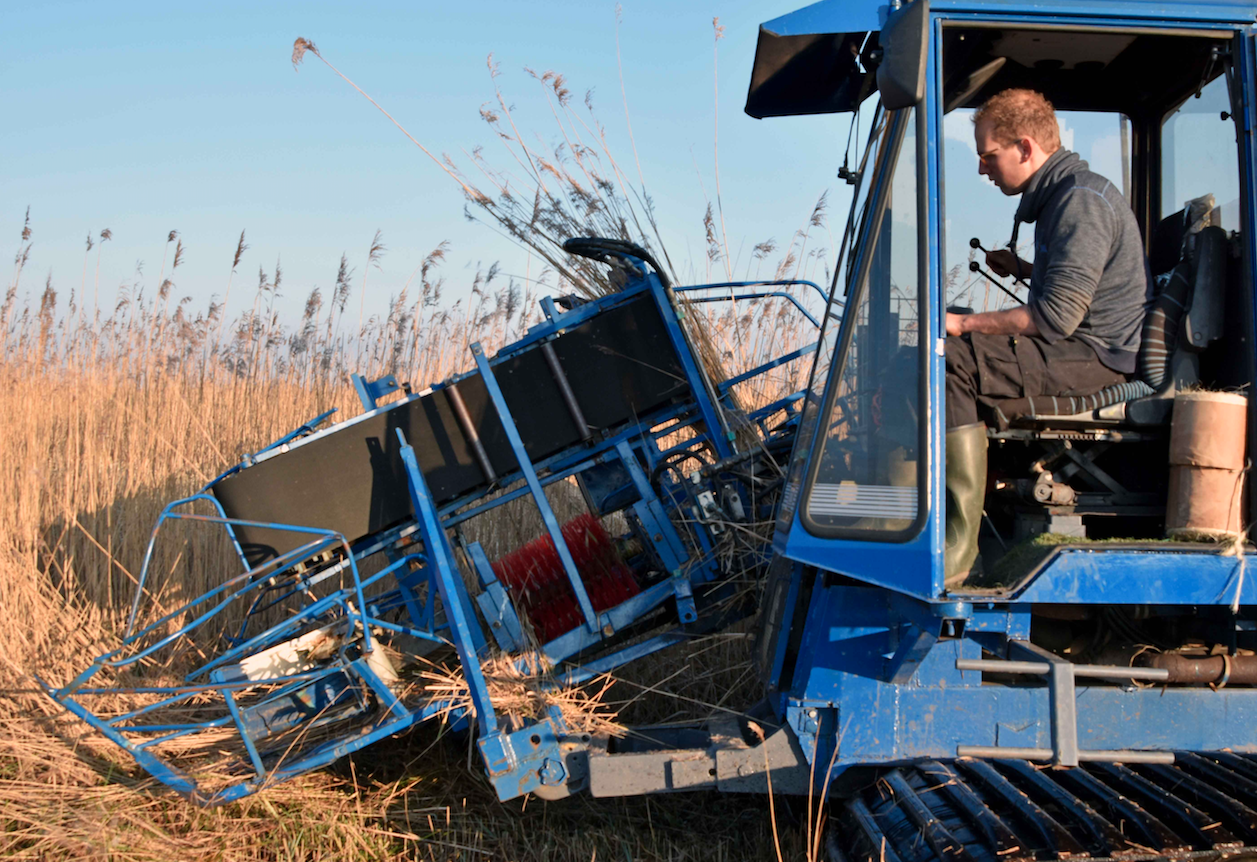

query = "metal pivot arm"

[540,341,592,441]
[465,540,525,653]
[395,428,498,737]
[445,381,498,485]
[470,341,599,632]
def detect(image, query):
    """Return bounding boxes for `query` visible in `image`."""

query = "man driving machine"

[943,89,1152,586]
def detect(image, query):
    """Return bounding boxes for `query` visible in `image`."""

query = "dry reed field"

[0,43,834,861]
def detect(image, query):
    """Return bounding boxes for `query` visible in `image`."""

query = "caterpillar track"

[832,755,1257,862]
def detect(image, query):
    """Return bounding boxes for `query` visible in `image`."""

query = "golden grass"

[0,46,833,857]
[0,242,824,859]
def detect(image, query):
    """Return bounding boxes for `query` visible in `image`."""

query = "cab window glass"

[1161,74,1239,226]
[805,108,921,535]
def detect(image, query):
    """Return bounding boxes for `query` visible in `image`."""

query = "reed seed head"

[232,230,248,271]
[292,37,318,70]
[367,230,385,269]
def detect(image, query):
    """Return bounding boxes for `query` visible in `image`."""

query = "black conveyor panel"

[213,294,688,564]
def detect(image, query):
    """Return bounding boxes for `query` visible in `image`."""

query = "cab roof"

[746,0,1257,118]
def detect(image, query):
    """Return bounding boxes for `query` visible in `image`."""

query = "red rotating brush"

[491,513,641,643]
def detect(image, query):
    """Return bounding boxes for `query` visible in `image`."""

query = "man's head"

[972,89,1061,195]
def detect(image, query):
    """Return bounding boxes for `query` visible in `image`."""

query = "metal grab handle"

[956,746,1175,764]
[956,641,1172,767]
[956,658,1169,682]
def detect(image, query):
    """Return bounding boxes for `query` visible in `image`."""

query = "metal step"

[831,754,1257,862]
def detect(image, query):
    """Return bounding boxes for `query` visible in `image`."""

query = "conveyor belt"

[832,754,1257,862]
[212,292,688,564]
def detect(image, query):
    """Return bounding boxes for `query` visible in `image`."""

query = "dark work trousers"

[945,333,1127,429]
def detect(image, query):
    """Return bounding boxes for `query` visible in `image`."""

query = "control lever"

[970,237,1030,288]
[967,261,1025,305]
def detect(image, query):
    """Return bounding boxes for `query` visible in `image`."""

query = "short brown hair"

[973,89,1061,154]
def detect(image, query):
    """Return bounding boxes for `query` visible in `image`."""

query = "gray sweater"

[1014,148,1151,373]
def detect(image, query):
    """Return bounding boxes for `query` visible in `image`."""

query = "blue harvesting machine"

[45,2,1257,858]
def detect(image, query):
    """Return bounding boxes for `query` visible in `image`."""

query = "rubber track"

[831,754,1257,862]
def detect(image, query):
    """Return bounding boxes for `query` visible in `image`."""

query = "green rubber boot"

[944,422,987,588]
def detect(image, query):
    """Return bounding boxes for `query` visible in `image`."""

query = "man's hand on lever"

[985,248,1030,280]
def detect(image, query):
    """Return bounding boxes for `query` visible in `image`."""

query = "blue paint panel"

[759,0,1257,35]
[785,682,1257,768]
[784,516,940,599]
[759,0,885,36]
[887,686,1257,759]
[1011,549,1257,605]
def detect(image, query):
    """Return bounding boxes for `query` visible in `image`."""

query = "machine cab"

[758,0,1257,600]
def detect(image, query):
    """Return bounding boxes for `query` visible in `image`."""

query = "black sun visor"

[744,0,884,118]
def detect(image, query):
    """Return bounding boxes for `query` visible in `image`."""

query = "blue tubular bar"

[215,669,267,779]
[103,674,325,723]
[679,291,822,328]
[396,428,499,737]
[558,629,691,688]
[128,498,350,638]
[470,341,600,632]
[718,342,819,395]
[674,278,831,307]
[542,576,682,665]
[363,616,450,645]
[646,277,736,458]
[133,718,237,747]
[131,494,250,631]
[37,678,201,797]
[749,391,805,423]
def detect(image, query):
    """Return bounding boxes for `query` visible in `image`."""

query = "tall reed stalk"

[0,34,833,858]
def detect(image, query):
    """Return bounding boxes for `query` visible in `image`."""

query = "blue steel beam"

[674,278,830,306]
[470,341,600,632]
[677,290,822,329]
[645,276,736,459]
[396,428,499,738]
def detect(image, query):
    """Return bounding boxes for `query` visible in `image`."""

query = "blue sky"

[3,0,854,327]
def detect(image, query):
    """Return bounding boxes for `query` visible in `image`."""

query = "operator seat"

[979,196,1230,540]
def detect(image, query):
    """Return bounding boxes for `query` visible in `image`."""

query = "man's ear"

[1016,137,1034,162]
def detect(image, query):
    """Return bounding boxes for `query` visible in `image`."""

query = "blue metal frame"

[673,279,829,329]
[762,0,1257,37]
[45,264,801,804]
[470,341,600,632]
[48,1,1257,813]
[779,103,940,598]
